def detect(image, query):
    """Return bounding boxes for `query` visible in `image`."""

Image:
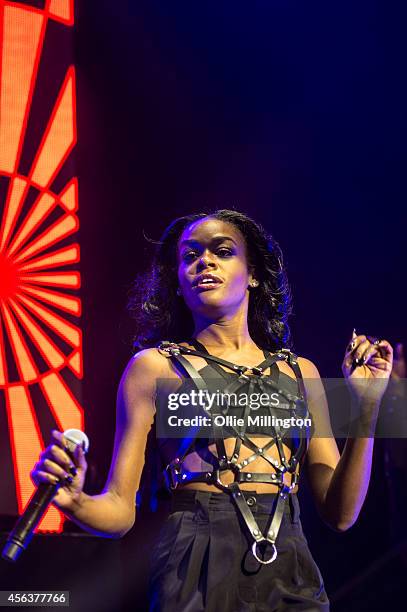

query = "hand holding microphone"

[31,429,89,512]
[2,429,89,562]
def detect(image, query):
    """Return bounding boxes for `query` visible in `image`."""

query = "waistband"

[170,487,301,523]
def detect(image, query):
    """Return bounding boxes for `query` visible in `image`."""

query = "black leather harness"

[158,339,311,564]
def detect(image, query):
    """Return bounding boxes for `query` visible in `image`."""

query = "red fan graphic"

[0,0,83,531]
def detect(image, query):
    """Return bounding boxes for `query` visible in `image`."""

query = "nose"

[196,250,216,271]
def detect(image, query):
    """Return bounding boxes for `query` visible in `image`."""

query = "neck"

[191,305,256,351]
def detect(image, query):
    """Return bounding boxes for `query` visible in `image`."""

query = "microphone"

[1,428,90,563]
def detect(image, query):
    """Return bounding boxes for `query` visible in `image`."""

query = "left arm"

[300,335,393,532]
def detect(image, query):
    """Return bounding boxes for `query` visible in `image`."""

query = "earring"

[176,287,182,296]
[249,279,259,288]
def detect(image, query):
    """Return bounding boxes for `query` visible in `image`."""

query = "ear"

[248,266,256,285]
[248,269,260,290]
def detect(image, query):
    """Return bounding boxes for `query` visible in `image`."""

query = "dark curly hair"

[128,209,293,352]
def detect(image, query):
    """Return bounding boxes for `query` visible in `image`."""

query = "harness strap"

[157,340,310,565]
[158,344,211,481]
[229,481,290,543]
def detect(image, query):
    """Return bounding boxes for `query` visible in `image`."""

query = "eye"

[181,250,199,263]
[216,248,233,257]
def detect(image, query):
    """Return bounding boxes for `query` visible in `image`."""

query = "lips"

[192,273,223,290]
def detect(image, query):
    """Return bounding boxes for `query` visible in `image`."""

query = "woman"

[32,210,393,611]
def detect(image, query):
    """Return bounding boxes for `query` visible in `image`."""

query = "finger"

[42,458,72,480]
[346,334,367,354]
[346,329,357,352]
[45,444,75,472]
[51,429,73,453]
[353,339,371,365]
[360,339,385,365]
[348,335,367,352]
[52,430,85,472]
[34,470,60,485]
[73,444,87,469]
[364,343,393,374]
[343,350,356,370]
[342,357,352,371]
[363,346,378,365]
[376,340,393,359]
[368,359,391,370]
[362,339,393,366]
[48,443,73,469]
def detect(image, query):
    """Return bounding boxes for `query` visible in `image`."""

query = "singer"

[31,210,393,611]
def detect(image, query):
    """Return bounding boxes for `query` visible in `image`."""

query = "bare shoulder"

[122,347,173,385]
[296,356,321,378]
[117,347,173,422]
[296,356,326,412]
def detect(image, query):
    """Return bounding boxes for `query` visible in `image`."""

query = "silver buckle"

[158,341,181,356]
[213,462,240,491]
[165,463,180,490]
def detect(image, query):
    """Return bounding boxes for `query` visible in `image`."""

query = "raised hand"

[342,329,393,405]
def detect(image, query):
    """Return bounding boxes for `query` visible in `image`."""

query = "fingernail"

[352,328,357,339]
[65,475,73,484]
[69,466,77,476]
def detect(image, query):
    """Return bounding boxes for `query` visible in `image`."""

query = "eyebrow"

[179,235,238,248]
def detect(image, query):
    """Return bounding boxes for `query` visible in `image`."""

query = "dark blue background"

[74,2,407,610]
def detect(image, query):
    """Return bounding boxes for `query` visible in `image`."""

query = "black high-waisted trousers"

[148,489,330,612]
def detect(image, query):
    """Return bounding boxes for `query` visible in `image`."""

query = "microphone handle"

[2,482,60,562]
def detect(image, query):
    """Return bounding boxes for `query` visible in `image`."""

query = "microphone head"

[63,429,90,454]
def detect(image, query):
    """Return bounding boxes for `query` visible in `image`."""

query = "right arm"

[32,349,164,538]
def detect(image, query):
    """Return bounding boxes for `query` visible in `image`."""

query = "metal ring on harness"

[251,539,277,564]
[213,465,240,491]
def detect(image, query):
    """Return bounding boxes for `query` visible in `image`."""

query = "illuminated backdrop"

[0,0,82,531]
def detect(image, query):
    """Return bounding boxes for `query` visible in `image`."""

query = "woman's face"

[177,217,255,318]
